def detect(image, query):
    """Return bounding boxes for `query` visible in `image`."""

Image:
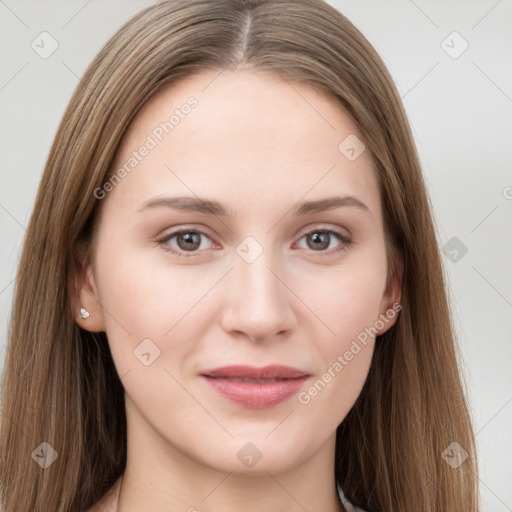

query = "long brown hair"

[0,0,480,510]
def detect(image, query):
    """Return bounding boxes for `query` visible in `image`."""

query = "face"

[76,68,401,475]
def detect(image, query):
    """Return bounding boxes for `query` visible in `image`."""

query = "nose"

[220,247,297,344]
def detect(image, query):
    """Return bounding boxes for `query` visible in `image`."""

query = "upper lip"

[201,365,309,380]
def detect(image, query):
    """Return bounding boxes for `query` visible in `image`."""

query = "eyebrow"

[137,195,370,216]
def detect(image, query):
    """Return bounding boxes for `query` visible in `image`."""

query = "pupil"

[309,232,329,250]
[179,232,200,251]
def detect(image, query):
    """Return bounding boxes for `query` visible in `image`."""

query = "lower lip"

[202,376,309,408]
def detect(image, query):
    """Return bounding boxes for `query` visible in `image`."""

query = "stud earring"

[79,307,90,320]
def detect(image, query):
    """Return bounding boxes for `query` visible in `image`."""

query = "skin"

[75,67,402,512]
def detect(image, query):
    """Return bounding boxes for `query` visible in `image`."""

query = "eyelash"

[156,227,353,259]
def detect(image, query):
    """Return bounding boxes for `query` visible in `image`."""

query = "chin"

[187,435,312,476]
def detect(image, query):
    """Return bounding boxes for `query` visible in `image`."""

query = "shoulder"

[85,477,122,512]
[344,502,367,512]
[338,484,367,512]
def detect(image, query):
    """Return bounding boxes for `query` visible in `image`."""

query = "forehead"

[106,68,381,220]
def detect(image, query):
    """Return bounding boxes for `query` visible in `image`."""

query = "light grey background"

[1,1,511,509]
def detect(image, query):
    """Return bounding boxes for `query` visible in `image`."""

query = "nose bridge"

[222,236,295,340]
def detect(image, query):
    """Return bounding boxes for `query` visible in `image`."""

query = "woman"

[0,0,480,510]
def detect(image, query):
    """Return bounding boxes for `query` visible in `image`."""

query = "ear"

[69,241,106,333]
[376,250,403,335]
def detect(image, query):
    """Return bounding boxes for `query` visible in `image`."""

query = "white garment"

[337,484,367,512]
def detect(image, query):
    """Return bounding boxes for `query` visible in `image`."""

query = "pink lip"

[200,365,310,409]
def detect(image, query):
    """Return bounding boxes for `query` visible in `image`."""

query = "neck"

[114,407,345,512]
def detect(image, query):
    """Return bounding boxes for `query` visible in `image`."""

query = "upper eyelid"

[159,223,351,239]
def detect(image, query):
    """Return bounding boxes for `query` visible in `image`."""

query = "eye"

[157,226,353,258]
[157,228,216,258]
[295,228,353,255]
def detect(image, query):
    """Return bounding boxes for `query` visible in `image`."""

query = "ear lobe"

[69,243,106,333]
[376,251,404,335]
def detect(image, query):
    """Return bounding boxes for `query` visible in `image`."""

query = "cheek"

[301,252,388,346]
[292,252,386,410]
[294,281,379,431]
[93,238,227,372]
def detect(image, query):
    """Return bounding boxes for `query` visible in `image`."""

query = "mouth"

[200,365,310,409]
